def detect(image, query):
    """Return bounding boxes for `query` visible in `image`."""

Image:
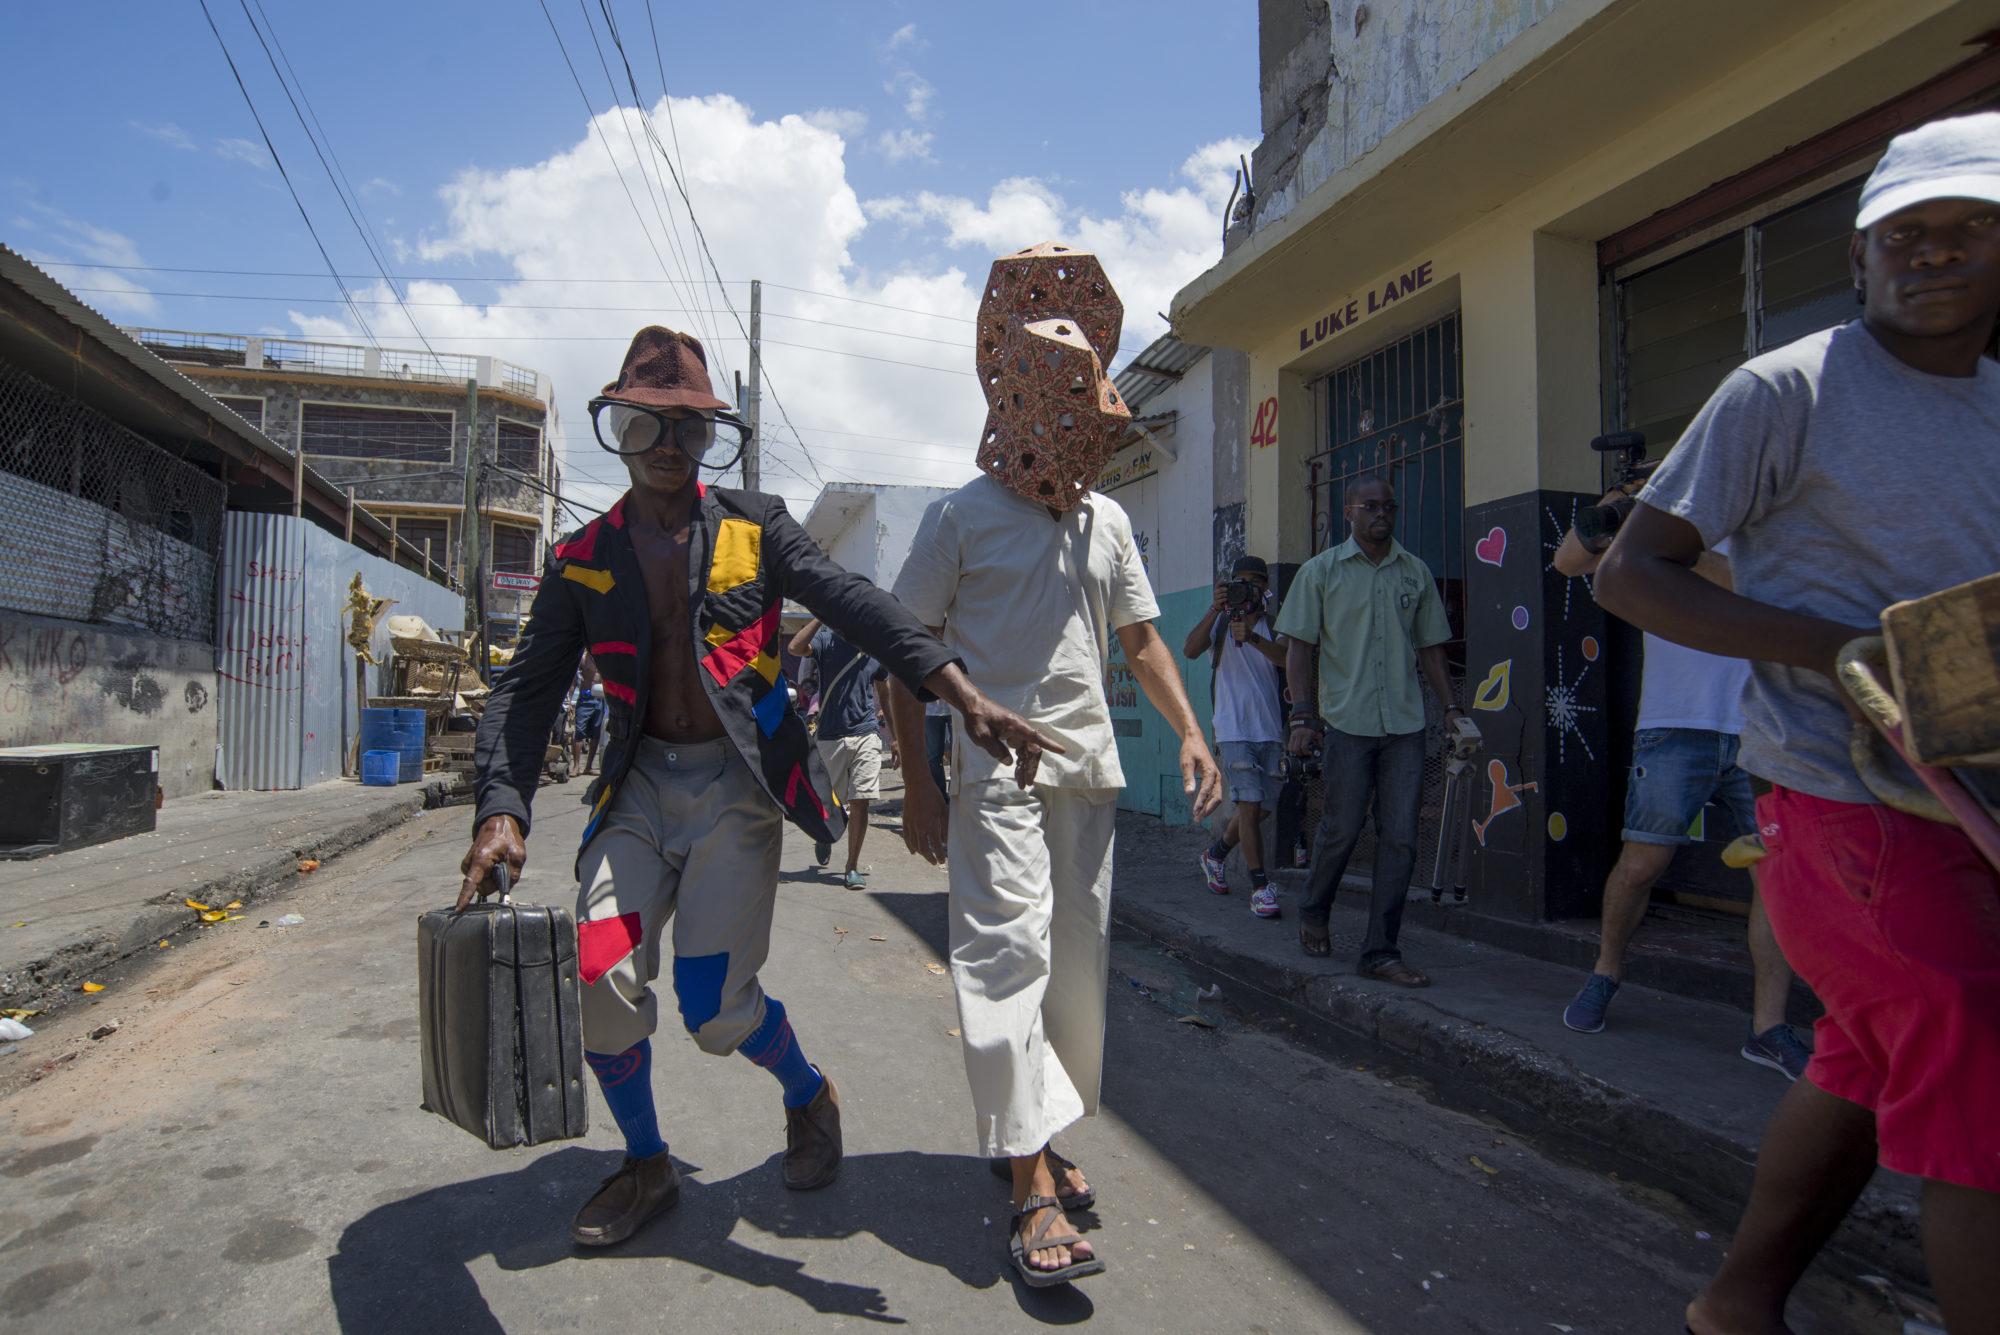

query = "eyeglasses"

[1347,500,1399,516]
[589,398,749,469]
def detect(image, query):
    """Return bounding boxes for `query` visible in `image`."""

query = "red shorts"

[1754,785,2000,1190]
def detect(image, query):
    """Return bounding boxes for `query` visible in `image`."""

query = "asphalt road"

[0,782,1887,1333]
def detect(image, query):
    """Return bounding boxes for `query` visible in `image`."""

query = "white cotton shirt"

[892,474,1161,789]
[1634,540,1748,735]
[1211,612,1284,744]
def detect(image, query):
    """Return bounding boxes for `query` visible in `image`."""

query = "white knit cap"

[1856,112,2000,229]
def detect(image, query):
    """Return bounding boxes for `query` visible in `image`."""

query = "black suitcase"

[417,878,589,1149]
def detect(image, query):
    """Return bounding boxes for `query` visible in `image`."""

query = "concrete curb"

[1110,894,1925,1287]
[4,777,456,1017]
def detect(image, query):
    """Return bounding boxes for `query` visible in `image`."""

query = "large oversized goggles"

[589,398,749,470]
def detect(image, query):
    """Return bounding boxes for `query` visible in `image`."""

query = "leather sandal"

[986,1147,1096,1211]
[1361,957,1430,988]
[1009,1194,1104,1288]
[1299,922,1332,958]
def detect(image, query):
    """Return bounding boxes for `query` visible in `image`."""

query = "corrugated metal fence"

[217,514,464,789]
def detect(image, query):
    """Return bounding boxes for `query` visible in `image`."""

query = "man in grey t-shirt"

[1598,114,2000,1334]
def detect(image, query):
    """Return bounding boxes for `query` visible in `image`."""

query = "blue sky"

[4,2,1255,510]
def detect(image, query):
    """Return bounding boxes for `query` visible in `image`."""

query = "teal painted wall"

[1109,584,1215,824]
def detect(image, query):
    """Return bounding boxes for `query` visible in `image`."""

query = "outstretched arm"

[788,617,822,659]
[1183,581,1228,658]
[1117,621,1222,820]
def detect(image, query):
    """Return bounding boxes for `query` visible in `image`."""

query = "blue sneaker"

[1562,973,1620,1033]
[1741,1024,1812,1082]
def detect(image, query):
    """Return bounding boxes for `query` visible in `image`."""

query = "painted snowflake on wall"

[1544,498,1593,624]
[1545,643,1597,765]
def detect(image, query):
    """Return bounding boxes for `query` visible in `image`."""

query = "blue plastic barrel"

[359,707,426,783]
[360,749,400,786]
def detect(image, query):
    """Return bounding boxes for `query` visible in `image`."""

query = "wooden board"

[1882,571,2000,765]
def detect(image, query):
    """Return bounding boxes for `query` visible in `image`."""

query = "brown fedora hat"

[600,326,732,412]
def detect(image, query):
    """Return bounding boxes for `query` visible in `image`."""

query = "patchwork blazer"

[473,485,959,856]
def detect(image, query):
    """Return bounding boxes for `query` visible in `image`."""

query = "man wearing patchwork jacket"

[463,326,1054,1249]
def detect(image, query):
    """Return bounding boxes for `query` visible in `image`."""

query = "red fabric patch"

[785,762,828,819]
[606,493,629,528]
[601,680,636,705]
[590,641,638,657]
[702,602,779,687]
[578,911,643,985]
[551,518,600,563]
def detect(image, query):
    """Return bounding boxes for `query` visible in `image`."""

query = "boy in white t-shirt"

[1554,521,1806,1079]
[1184,555,1289,917]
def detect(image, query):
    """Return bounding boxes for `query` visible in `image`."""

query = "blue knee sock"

[739,998,824,1108]
[1207,838,1230,862]
[584,1040,667,1160]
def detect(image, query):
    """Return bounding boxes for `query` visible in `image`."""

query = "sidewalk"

[0,775,458,1015]
[1108,809,1925,1286]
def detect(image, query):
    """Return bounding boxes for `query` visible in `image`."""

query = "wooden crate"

[1883,571,2000,765]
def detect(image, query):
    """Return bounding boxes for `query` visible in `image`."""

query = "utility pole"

[744,278,762,492]
[458,377,488,683]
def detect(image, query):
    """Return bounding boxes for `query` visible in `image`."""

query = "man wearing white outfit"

[891,472,1220,1284]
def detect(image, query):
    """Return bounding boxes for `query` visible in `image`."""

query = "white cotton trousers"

[948,779,1118,1158]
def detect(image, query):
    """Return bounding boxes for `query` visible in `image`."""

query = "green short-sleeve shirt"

[1273,537,1450,737]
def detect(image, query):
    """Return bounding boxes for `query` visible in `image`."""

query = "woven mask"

[974,243,1130,512]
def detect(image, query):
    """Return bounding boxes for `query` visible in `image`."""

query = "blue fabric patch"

[753,675,789,737]
[671,952,729,1033]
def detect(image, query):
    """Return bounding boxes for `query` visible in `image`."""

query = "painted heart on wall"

[1474,526,1507,567]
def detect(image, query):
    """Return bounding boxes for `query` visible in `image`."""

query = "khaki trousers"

[574,736,783,1057]
[948,779,1117,1157]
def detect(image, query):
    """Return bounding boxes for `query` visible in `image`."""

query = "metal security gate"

[1298,312,1466,885]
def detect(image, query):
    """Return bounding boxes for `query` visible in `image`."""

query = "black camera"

[1223,578,1259,617]
[1279,746,1322,781]
[1573,431,1660,548]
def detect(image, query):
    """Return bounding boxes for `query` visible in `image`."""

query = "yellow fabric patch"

[752,650,779,684]
[705,621,735,648]
[707,518,762,593]
[562,564,615,595]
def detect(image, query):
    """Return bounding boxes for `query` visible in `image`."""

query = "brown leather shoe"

[782,1072,842,1190]
[570,1149,680,1247]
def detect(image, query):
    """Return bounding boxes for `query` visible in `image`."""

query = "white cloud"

[883,23,924,55]
[131,121,195,151]
[20,204,159,317]
[285,95,1240,516]
[362,176,402,198]
[886,70,935,123]
[875,129,935,165]
[214,137,270,169]
[805,108,869,139]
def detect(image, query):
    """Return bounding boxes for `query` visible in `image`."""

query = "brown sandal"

[1361,957,1430,987]
[1300,922,1332,957]
[1009,1195,1104,1287]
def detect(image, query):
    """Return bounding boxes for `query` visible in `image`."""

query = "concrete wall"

[0,611,217,797]
[1252,0,1563,235]
[1100,354,1218,822]
[804,484,958,591]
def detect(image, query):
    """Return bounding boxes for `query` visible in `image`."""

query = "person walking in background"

[789,618,891,889]
[1554,522,1810,1080]
[1277,474,1462,986]
[924,695,953,803]
[1185,554,1289,918]
[571,654,606,777]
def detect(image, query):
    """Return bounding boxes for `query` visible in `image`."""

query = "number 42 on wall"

[1250,396,1279,449]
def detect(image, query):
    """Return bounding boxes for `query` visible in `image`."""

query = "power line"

[195,0,378,346]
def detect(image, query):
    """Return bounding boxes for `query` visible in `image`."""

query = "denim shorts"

[1622,727,1756,846]
[1219,739,1285,804]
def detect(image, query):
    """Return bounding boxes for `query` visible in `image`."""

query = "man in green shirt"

[1276,475,1462,985]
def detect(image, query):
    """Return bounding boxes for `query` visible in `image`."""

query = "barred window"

[216,395,264,431]
[396,517,449,566]
[491,523,538,574]
[497,419,540,473]
[301,402,453,461]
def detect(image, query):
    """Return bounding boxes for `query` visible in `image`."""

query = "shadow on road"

[327,1146,1093,1330]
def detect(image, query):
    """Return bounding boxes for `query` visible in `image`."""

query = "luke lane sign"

[1298,260,1436,353]
[492,572,540,592]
